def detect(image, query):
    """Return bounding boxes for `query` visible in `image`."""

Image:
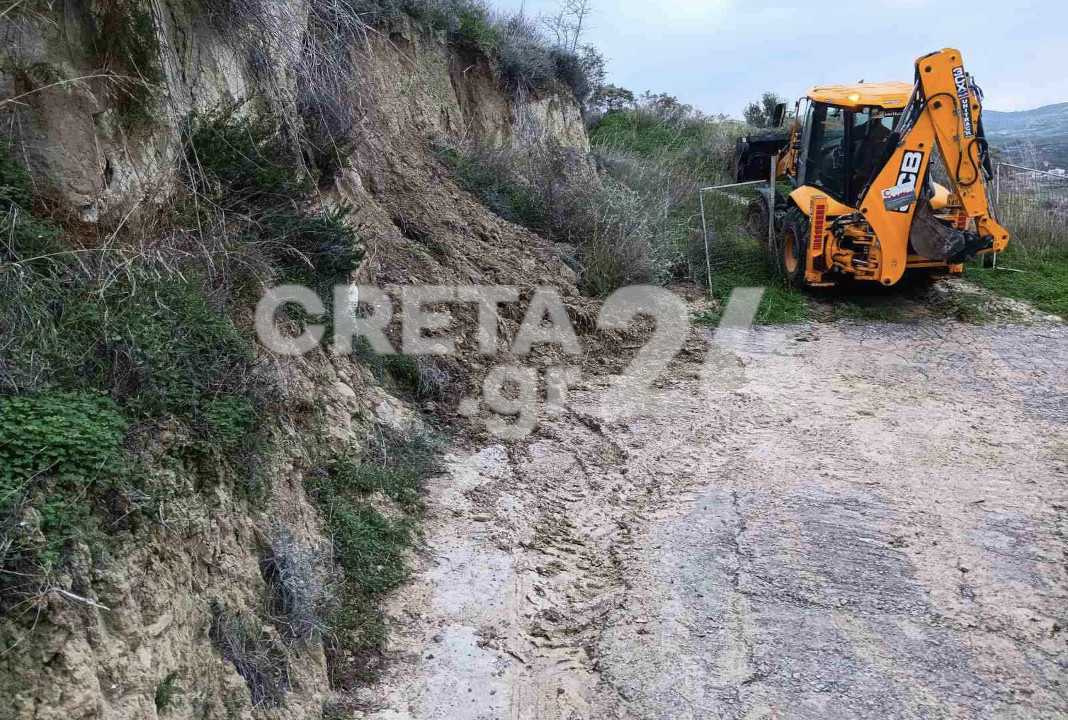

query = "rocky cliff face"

[2,1,588,220]
[0,2,589,718]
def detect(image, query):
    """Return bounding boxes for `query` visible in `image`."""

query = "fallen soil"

[357,301,1068,719]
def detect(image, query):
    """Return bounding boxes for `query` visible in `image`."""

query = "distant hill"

[982,102,1068,170]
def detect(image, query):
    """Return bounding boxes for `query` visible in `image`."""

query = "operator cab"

[791,83,911,206]
[795,101,899,207]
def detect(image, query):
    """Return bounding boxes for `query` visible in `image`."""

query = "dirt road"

[364,317,1068,720]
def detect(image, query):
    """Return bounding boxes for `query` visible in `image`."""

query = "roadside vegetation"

[2,0,612,703]
[438,86,808,322]
[966,253,1068,318]
[307,426,442,686]
[964,196,1068,318]
[589,94,808,322]
[0,99,452,699]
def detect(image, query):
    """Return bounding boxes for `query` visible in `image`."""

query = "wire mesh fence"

[995,163,1068,259]
[697,181,770,286]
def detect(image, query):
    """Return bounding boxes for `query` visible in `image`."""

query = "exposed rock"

[0,2,591,719]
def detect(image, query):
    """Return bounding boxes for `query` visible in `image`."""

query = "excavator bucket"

[909,200,966,261]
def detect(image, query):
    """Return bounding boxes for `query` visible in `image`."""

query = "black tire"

[774,206,810,288]
[746,196,769,246]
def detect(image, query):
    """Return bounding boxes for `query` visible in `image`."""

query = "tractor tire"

[774,206,810,288]
[747,191,788,249]
[746,196,770,246]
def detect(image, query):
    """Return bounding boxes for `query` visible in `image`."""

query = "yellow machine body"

[752,48,1008,287]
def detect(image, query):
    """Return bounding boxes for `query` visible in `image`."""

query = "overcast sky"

[497,0,1065,116]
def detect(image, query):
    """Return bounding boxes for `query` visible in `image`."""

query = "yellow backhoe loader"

[734,48,1008,287]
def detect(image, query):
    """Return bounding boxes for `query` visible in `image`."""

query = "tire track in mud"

[365,319,1068,720]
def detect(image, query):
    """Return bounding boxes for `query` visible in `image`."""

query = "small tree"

[541,0,594,52]
[640,91,692,123]
[744,91,785,128]
[593,84,634,113]
[541,1,604,114]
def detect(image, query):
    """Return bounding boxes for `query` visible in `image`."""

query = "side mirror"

[772,103,787,127]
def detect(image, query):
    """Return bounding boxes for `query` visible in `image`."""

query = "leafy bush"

[0,393,127,484]
[183,108,361,290]
[183,111,309,206]
[454,6,498,54]
[743,91,786,129]
[305,424,441,685]
[155,670,182,713]
[0,392,129,570]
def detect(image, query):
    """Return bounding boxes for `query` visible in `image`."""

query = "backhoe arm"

[916,49,1008,251]
[858,48,1009,285]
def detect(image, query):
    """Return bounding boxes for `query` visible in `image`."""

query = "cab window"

[803,103,847,199]
[850,110,897,202]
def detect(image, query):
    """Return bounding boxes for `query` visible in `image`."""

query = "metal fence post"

[768,153,777,250]
[994,163,1001,268]
[699,189,712,293]
[995,162,1001,211]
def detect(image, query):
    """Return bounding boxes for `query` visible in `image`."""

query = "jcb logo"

[895,150,924,213]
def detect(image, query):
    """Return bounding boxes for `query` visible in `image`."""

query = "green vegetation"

[965,251,1068,318]
[0,105,362,598]
[590,109,715,162]
[434,142,548,230]
[87,0,164,129]
[182,109,360,291]
[155,670,182,713]
[351,339,452,400]
[438,91,807,309]
[743,91,787,129]
[306,426,442,685]
[696,267,809,326]
[590,96,807,319]
[0,393,128,569]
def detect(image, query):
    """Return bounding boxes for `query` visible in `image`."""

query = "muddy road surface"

[364,319,1068,720]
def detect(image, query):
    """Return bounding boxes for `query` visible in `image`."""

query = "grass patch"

[965,251,1068,318]
[694,267,809,326]
[305,424,442,686]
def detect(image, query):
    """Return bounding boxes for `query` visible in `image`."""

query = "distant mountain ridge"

[982,102,1068,169]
